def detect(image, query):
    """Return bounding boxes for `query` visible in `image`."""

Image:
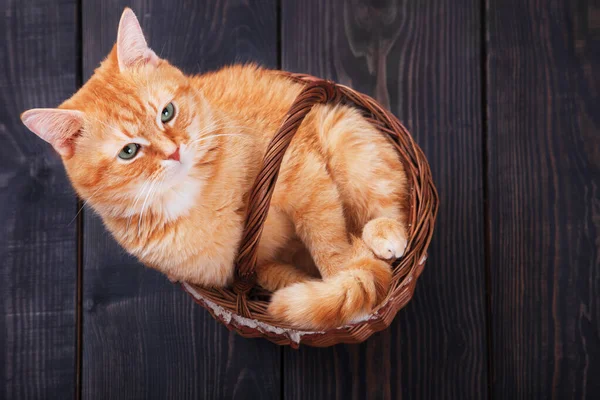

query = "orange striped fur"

[21,8,409,330]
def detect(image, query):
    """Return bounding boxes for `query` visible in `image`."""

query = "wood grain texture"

[487,0,600,398]
[81,1,280,399]
[0,0,78,398]
[282,0,488,398]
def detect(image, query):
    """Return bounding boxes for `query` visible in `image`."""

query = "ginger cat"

[21,8,409,330]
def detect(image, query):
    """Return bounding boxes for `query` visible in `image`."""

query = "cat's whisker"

[138,176,159,231]
[137,174,163,236]
[188,134,241,145]
[67,185,106,226]
[188,140,230,158]
[196,124,263,135]
[144,177,165,232]
[137,181,156,236]
[190,130,255,146]
[189,125,235,139]
[187,133,252,147]
[200,121,264,135]
[190,116,265,136]
[126,179,154,231]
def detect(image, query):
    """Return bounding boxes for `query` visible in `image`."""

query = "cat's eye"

[118,143,141,160]
[161,102,175,123]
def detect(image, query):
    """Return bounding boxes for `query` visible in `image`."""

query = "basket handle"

[233,79,342,297]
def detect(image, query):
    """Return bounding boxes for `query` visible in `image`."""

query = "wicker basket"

[181,72,439,348]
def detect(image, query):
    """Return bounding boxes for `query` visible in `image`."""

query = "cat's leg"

[252,205,315,291]
[282,156,353,279]
[267,155,392,329]
[255,262,313,292]
[357,149,409,260]
[340,140,409,260]
[310,104,410,261]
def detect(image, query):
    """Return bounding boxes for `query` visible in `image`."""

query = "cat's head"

[21,8,216,221]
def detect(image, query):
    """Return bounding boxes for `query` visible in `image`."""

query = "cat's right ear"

[21,108,84,158]
[116,8,159,72]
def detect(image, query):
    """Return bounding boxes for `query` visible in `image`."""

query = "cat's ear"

[21,108,84,158]
[116,8,159,72]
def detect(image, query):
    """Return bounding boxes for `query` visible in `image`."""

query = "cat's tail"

[267,240,392,330]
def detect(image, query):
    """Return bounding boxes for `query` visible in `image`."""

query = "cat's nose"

[167,147,180,162]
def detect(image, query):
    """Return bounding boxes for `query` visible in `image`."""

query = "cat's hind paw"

[362,217,408,260]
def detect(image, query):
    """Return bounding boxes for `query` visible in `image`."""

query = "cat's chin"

[156,174,203,222]
[162,160,191,183]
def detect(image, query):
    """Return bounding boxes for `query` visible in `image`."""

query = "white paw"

[371,237,407,260]
[362,218,408,260]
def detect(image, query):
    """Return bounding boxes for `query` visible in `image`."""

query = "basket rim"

[182,253,429,348]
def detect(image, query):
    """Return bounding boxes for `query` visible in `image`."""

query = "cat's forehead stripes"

[112,110,140,127]
[145,86,177,110]
[90,79,147,117]
[108,126,150,146]
[110,126,132,140]
[147,100,159,113]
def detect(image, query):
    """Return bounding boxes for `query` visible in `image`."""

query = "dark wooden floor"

[1,0,598,399]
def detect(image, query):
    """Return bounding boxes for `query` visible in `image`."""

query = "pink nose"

[168,147,180,162]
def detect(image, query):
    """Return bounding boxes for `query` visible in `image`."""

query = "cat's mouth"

[146,143,203,221]
[163,145,193,183]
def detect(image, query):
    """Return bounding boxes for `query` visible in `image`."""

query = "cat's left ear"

[21,108,84,158]
[116,8,159,72]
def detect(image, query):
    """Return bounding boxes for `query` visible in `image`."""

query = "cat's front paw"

[362,217,408,260]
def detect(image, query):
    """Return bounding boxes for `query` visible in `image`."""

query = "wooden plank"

[487,0,600,398]
[0,0,78,398]
[281,0,488,398]
[81,2,280,399]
